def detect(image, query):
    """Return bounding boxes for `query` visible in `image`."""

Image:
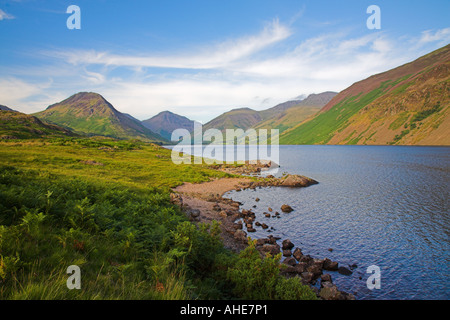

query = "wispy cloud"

[4,16,449,123]
[418,27,450,46]
[46,19,291,70]
[0,9,14,20]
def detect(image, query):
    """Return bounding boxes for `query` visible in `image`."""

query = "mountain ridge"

[280,44,450,145]
[34,92,167,143]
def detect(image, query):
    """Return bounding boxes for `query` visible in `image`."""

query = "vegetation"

[0,137,317,300]
[280,44,450,146]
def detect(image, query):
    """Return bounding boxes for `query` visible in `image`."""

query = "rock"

[212,204,221,212]
[320,274,332,283]
[255,221,261,227]
[256,238,268,246]
[319,285,344,300]
[300,272,315,285]
[282,257,297,266]
[323,258,339,271]
[280,265,298,274]
[293,248,303,261]
[261,223,269,229]
[247,227,256,233]
[282,239,295,250]
[267,235,279,244]
[255,198,260,202]
[234,230,247,242]
[312,258,325,269]
[268,207,273,212]
[169,193,183,208]
[338,266,353,276]
[294,262,308,273]
[327,248,333,252]
[281,204,293,213]
[264,213,271,218]
[190,209,200,218]
[219,210,228,218]
[321,281,334,289]
[299,255,313,265]
[280,174,318,188]
[306,264,322,278]
[282,249,292,257]
[259,244,281,256]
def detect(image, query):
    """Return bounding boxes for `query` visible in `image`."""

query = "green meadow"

[0,137,316,300]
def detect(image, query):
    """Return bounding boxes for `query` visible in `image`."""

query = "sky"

[0,0,449,123]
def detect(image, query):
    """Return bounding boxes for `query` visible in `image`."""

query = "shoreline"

[171,166,355,300]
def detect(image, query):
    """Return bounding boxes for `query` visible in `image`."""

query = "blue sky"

[1,0,449,122]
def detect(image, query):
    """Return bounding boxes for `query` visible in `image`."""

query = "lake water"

[169,145,450,300]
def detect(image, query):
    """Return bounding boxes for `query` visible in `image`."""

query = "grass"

[0,137,317,300]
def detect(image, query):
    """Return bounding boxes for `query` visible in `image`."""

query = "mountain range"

[1,44,448,145]
[280,44,450,145]
[33,92,167,143]
[142,111,197,141]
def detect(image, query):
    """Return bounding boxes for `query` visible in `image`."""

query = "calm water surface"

[170,145,450,299]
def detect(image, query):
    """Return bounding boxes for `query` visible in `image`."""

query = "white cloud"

[0,9,14,20]
[3,20,449,123]
[47,19,292,70]
[418,28,450,45]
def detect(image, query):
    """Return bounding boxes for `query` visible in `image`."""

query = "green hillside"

[34,92,167,143]
[280,44,450,145]
[0,110,75,139]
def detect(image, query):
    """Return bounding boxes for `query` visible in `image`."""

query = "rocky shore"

[171,165,355,300]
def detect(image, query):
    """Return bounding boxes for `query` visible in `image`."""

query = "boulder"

[219,210,228,218]
[256,238,268,246]
[306,264,322,279]
[282,249,292,257]
[280,174,318,187]
[282,239,295,250]
[300,272,315,285]
[319,285,343,300]
[320,273,332,284]
[259,244,281,256]
[338,266,353,276]
[282,257,297,266]
[190,209,200,218]
[234,230,247,242]
[323,258,339,271]
[293,248,303,261]
[299,255,313,265]
[281,204,294,213]
[294,262,308,274]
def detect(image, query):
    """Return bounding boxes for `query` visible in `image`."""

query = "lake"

[169,144,450,300]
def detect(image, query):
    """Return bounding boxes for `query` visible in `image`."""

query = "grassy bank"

[0,137,316,300]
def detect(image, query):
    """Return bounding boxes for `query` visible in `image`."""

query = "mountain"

[202,92,336,134]
[142,111,196,141]
[0,105,15,112]
[0,109,75,139]
[280,44,450,145]
[34,92,167,143]
[255,92,337,133]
